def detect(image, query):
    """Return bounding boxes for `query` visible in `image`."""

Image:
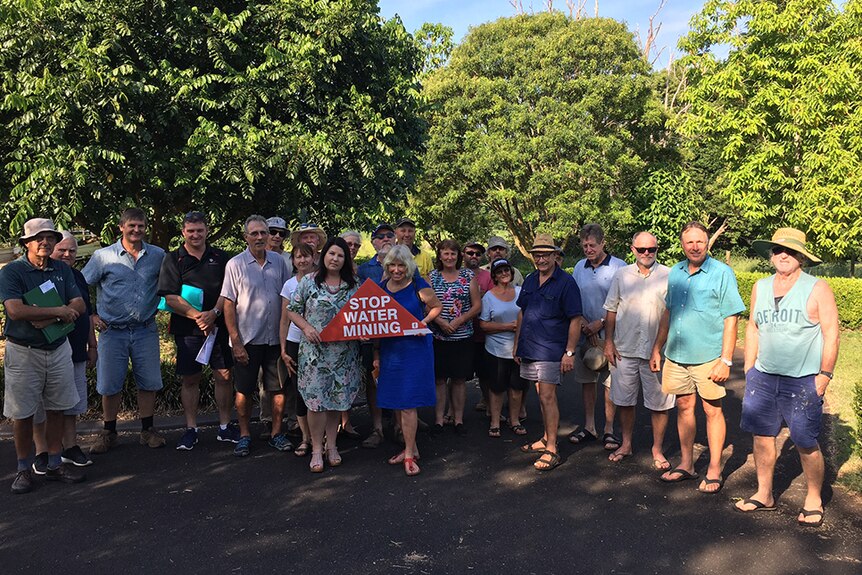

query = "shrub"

[854,380,862,457]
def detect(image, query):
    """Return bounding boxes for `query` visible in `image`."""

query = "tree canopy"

[0,0,425,246]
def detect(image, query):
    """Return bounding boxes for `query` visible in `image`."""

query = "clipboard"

[22,281,75,344]
[158,284,204,314]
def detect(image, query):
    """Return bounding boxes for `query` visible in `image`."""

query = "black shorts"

[280,340,307,417]
[174,333,234,376]
[473,341,492,380]
[234,344,281,396]
[486,350,529,393]
[433,339,474,380]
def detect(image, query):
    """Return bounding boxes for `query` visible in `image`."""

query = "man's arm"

[5,297,81,324]
[561,314,583,373]
[222,298,248,365]
[603,310,620,366]
[708,315,739,383]
[813,280,840,397]
[650,309,670,372]
[743,285,759,373]
[513,310,523,364]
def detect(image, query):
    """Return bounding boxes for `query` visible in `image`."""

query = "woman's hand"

[302,325,321,344]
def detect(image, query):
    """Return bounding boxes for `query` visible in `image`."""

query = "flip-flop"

[568,429,597,444]
[488,427,501,438]
[797,508,824,527]
[652,458,671,471]
[603,433,622,451]
[520,437,549,454]
[660,467,699,483]
[534,451,561,471]
[734,498,777,513]
[698,476,724,494]
[608,450,632,463]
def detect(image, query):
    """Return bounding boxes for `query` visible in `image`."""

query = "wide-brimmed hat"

[19,218,63,245]
[581,338,608,371]
[529,233,560,253]
[751,228,821,265]
[290,223,327,248]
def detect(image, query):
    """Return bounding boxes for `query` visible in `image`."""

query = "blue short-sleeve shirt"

[664,256,746,364]
[516,266,583,361]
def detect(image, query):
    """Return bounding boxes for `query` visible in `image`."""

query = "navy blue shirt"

[67,269,92,362]
[516,266,583,361]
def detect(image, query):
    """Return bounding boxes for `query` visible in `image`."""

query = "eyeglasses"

[269,229,286,237]
[464,250,483,257]
[633,246,658,254]
[373,232,395,239]
[533,253,554,261]
[346,241,361,249]
[771,245,798,257]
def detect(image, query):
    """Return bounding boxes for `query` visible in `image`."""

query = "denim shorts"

[96,321,163,396]
[740,367,822,449]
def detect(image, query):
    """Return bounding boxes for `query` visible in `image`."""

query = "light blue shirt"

[664,256,745,365]
[82,239,165,325]
[572,254,626,339]
[479,287,521,358]
[220,249,290,346]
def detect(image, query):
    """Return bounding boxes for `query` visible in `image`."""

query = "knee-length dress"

[288,275,361,412]
[376,278,436,410]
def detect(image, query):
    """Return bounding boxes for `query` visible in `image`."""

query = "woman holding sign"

[374,245,442,476]
[287,237,362,473]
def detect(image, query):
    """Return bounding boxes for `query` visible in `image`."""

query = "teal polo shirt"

[664,256,745,365]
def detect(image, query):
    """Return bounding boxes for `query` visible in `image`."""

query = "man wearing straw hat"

[514,233,583,472]
[734,228,838,527]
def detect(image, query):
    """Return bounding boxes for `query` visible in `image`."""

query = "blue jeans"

[96,321,163,396]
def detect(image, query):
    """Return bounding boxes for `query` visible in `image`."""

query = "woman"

[374,245,442,475]
[429,239,481,436]
[479,259,528,438]
[337,230,364,439]
[279,243,315,457]
[287,237,362,472]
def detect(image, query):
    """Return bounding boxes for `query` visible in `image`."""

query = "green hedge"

[735,272,862,330]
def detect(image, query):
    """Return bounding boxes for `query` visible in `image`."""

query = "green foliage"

[415,13,669,256]
[0,0,426,246]
[414,22,454,76]
[678,0,862,259]
[633,166,704,260]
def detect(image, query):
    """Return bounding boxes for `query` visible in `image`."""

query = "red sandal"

[404,457,421,476]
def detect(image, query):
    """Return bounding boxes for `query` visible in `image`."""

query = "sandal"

[294,440,312,457]
[509,423,528,436]
[488,427,501,438]
[404,457,421,476]
[603,433,622,451]
[520,437,549,454]
[388,450,421,465]
[310,452,324,473]
[568,428,597,444]
[326,448,342,467]
[534,451,562,471]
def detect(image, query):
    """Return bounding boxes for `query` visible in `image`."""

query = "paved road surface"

[2,352,860,574]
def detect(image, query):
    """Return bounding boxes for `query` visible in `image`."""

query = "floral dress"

[429,268,475,341]
[288,275,361,412]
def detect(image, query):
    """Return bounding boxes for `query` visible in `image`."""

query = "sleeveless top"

[429,268,475,341]
[753,272,822,377]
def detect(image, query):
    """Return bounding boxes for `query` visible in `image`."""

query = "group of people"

[1,210,840,527]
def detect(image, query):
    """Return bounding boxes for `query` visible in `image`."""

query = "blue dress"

[376,278,436,409]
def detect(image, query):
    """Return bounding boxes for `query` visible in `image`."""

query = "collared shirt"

[0,256,81,349]
[516,266,583,361]
[82,239,165,325]
[603,262,669,360]
[220,248,289,346]
[665,256,745,364]
[572,253,627,327]
[406,244,434,278]
[157,244,231,336]
[277,250,294,278]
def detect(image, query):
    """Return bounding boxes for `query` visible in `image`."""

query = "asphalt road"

[2,352,861,575]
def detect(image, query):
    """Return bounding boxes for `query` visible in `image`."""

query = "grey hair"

[243,214,268,234]
[59,230,76,243]
[340,230,362,244]
[381,244,418,280]
[631,231,657,244]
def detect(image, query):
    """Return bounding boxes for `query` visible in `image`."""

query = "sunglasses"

[771,245,798,257]
[373,232,395,239]
[299,222,319,230]
[533,253,554,260]
[464,250,483,257]
[633,246,658,254]
[269,229,287,237]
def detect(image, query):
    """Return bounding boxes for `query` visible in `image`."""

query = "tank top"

[752,272,822,377]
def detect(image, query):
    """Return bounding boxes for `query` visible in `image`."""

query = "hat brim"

[751,239,821,266]
[20,230,63,245]
[290,229,327,248]
[529,245,559,253]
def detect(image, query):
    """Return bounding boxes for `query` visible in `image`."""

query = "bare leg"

[13,418,35,460]
[401,409,420,474]
[235,392,252,437]
[102,393,121,423]
[537,382,559,453]
[508,389,524,426]
[325,411,341,464]
[736,435,777,510]
[62,415,77,449]
[582,381,597,435]
[307,410,326,453]
[434,379,447,425]
[488,391,504,431]
[797,444,825,523]
[137,390,156,419]
[32,421,48,454]
[270,392,285,435]
[366,378,383,434]
[662,393,696,480]
[611,405,635,460]
[213,368,233,426]
[603,385,617,436]
[650,409,670,465]
[450,379,466,425]
[180,373,202,428]
[298,415,310,443]
[45,410,65,457]
[700,397,726,490]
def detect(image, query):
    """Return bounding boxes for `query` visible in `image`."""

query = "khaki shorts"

[572,344,611,388]
[2,340,78,420]
[661,357,726,401]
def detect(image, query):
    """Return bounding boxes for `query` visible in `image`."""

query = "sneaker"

[268,433,293,452]
[140,427,166,448]
[234,436,252,457]
[361,429,384,449]
[217,424,241,444]
[61,445,93,467]
[31,452,48,475]
[258,420,272,440]
[11,469,33,494]
[45,463,86,483]
[176,428,198,451]
[90,430,117,454]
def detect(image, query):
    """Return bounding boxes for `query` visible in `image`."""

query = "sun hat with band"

[290,222,327,248]
[529,232,560,253]
[751,227,821,266]
[19,218,63,245]
[581,337,608,371]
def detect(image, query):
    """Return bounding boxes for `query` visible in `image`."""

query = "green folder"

[158,284,204,314]
[22,283,76,344]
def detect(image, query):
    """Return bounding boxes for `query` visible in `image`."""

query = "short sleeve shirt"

[0,256,82,349]
[516,266,583,361]
[280,276,304,343]
[572,254,627,330]
[82,239,165,325]
[480,287,521,358]
[664,256,746,364]
[603,262,669,360]
[157,244,230,336]
[220,249,290,346]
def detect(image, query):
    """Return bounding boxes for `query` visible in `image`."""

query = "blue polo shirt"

[82,239,165,325]
[516,266,583,361]
[664,256,745,365]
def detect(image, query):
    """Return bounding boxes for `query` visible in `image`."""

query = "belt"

[5,336,60,350]
[107,318,156,330]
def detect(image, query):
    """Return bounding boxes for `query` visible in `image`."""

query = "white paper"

[39,280,56,294]
[195,328,217,365]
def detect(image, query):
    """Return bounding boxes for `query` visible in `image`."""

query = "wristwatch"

[213,308,222,317]
[818,370,833,380]
[565,350,575,357]
[720,358,733,367]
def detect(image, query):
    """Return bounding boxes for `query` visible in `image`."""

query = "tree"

[677,0,862,259]
[0,0,425,247]
[415,13,668,256]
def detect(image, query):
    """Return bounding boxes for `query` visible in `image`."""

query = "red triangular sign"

[319,279,431,342]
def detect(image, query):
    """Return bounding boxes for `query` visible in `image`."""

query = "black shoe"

[454,423,467,437]
[11,470,33,494]
[31,452,48,475]
[61,445,93,467]
[45,463,86,484]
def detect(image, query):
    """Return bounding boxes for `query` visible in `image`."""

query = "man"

[1,219,86,493]
[158,211,238,450]
[735,228,838,526]
[569,224,626,450]
[83,207,166,454]
[514,233,583,472]
[482,236,524,286]
[266,216,294,277]
[464,241,494,413]
[289,222,327,256]
[650,221,745,492]
[394,217,434,278]
[221,215,292,456]
[602,232,675,467]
